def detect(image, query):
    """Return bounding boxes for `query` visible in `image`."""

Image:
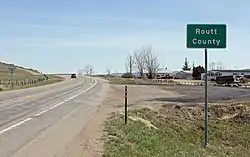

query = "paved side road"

[0,77,109,157]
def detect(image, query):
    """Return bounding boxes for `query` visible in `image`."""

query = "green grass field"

[103,104,250,157]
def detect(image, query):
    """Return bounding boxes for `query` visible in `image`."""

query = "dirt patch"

[159,103,250,124]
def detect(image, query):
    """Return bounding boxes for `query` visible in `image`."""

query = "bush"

[122,73,133,78]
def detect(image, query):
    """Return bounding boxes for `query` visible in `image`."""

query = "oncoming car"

[71,73,76,78]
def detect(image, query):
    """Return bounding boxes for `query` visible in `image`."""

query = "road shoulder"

[72,81,178,156]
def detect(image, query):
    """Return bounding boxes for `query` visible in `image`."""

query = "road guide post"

[186,24,227,147]
[124,85,128,124]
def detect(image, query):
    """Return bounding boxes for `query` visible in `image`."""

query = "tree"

[209,62,216,70]
[131,46,160,78]
[143,46,160,79]
[209,61,224,70]
[77,68,84,77]
[125,55,133,77]
[182,58,191,71]
[133,48,146,77]
[216,61,223,70]
[192,65,205,80]
[122,72,132,78]
[89,67,93,75]
[83,64,93,76]
[106,68,111,76]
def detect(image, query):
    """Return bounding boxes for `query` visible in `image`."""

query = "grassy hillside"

[0,62,40,80]
[0,62,65,91]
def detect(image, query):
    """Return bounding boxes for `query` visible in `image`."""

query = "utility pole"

[129,55,132,77]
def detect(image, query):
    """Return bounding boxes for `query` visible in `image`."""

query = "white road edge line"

[34,79,97,117]
[0,79,97,135]
[0,118,32,134]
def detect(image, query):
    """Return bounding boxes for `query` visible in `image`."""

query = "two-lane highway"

[0,76,109,157]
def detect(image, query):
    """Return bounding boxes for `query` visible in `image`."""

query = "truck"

[215,75,246,87]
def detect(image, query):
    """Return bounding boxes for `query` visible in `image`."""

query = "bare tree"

[125,54,133,76]
[83,64,92,75]
[143,46,160,79]
[106,68,111,75]
[209,61,224,70]
[77,68,84,77]
[133,48,146,77]
[209,62,216,70]
[216,61,223,70]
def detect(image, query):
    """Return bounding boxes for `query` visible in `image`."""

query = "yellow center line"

[23,94,36,99]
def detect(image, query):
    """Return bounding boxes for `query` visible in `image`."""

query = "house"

[201,69,250,81]
[110,73,123,77]
[154,70,170,79]
[170,70,193,79]
[136,69,170,79]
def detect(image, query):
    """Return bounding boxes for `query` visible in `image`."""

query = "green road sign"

[186,24,227,49]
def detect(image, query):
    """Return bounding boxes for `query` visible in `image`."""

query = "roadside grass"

[173,79,204,82]
[1,75,65,91]
[0,62,41,80]
[101,77,183,85]
[27,75,65,87]
[103,107,250,157]
[102,77,208,87]
[0,69,35,80]
[102,77,143,85]
[102,76,249,87]
[0,62,65,91]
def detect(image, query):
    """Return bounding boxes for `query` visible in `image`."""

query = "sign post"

[124,85,128,124]
[186,24,227,147]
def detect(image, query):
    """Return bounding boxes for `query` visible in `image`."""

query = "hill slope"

[0,62,65,91]
[0,62,41,80]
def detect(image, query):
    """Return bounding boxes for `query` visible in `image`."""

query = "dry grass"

[0,62,38,80]
[103,103,250,157]
[0,62,65,91]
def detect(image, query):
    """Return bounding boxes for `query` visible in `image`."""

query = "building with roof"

[171,70,193,79]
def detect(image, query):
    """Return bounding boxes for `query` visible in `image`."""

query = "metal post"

[125,85,128,124]
[129,56,132,77]
[204,48,208,147]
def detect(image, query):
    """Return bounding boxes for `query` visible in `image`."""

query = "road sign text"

[186,24,227,49]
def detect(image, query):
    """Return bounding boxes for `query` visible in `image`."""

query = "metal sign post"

[124,85,128,124]
[204,48,208,145]
[186,24,227,147]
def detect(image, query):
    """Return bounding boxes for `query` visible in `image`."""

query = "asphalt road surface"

[0,76,108,157]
